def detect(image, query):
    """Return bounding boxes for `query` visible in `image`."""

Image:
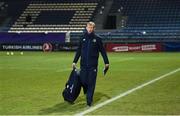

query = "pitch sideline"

[74,68,180,116]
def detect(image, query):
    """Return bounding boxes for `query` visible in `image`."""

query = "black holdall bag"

[62,68,81,103]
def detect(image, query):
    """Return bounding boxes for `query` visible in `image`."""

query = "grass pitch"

[0,51,180,115]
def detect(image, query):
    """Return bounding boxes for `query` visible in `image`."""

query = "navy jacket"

[73,30,109,68]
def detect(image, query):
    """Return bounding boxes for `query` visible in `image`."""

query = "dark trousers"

[80,67,97,105]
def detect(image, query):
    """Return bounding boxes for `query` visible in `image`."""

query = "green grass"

[0,51,180,115]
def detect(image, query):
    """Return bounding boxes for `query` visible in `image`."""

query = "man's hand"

[105,64,109,69]
[103,64,109,75]
[72,63,77,69]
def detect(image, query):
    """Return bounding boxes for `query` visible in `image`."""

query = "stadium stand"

[110,0,180,27]
[0,1,28,32]
[8,0,101,33]
[0,2,8,31]
[70,0,180,43]
[0,0,179,43]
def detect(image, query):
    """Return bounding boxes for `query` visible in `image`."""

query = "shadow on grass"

[39,92,111,115]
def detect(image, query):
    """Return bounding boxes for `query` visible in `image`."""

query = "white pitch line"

[74,68,180,116]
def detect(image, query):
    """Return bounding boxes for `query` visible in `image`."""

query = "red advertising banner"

[106,43,162,52]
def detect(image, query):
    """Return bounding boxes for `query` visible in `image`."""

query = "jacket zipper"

[86,38,90,67]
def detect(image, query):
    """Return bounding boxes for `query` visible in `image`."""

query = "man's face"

[86,24,94,34]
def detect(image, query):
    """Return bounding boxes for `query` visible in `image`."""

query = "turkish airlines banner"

[106,43,162,52]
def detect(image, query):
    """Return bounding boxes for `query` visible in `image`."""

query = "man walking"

[72,21,109,106]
